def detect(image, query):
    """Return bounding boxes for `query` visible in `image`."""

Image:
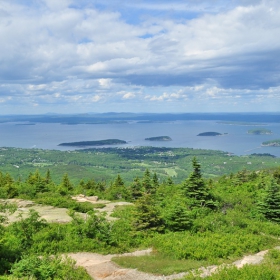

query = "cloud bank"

[0,0,280,113]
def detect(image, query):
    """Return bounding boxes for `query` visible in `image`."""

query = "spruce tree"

[182,157,216,208]
[108,175,130,200]
[133,193,164,232]
[165,201,192,231]
[130,177,144,201]
[258,180,280,223]
[142,169,153,194]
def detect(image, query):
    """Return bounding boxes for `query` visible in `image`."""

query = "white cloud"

[0,0,279,113]
[122,92,136,99]
[90,95,101,102]
[98,78,112,88]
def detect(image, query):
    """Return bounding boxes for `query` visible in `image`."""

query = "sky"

[0,0,280,114]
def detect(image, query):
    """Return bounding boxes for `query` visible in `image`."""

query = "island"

[197,132,223,136]
[145,136,172,141]
[262,139,280,147]
[58,139,127,147]
[247,129,272,135]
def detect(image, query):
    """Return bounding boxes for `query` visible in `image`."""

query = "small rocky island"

[58,139,127,147]
[262,139,280,147]
[197,132,224,136]
[145,136,172,141]
[247,129,272,135]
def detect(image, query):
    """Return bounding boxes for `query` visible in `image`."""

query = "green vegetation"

[145,136,172,141]
[262,139,280,147]
[58,139,127,146]
[1,146,280,186]
[185,249,280,279]
[247,128,272,135]
[197,132,223,136]
[10,255,91,280]
[112,253,210,275]
[1,147,280,278]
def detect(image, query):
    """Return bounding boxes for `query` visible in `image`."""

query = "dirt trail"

[68,247,278,280]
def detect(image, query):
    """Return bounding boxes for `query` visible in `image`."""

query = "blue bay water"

[1,120,280,157]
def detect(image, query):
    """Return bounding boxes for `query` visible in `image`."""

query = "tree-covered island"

[248,129,272,135]
[58,139,127,147]
[145,136,172,141]
[197,132,224,136]
[262,139,280,147]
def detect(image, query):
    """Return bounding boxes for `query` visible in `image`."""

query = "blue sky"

[0,0,280,114]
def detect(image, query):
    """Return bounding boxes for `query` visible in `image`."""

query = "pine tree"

[108,175,130,200]
[27,170,48,193]
[142,169,153,194]
[182,157,216,208]
[165,202,192,231]
[258,180,280,223]
[152,173,159,188]
[130,177,144,201]
[45,169,52,185]
[61,173,73,191]
[133,193,164,232]
[57,173,73,195]
[142,169,158,195]
[166,176,174,187]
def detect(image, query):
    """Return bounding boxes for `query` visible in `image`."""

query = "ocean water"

[1,120,280,157]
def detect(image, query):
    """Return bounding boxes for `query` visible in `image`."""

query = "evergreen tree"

[182,157,216,209]
[27,170,48,193]
[133,193,164,232]
[258,180,280,223]
[57,173,73,195]
[166,176,174,187]
[152,173,159,188]
[1,173,18,198]
[61,173,73,191]
[107,175,130,200]
[142,169,153,194]
[164,201,192,231]
[45,169,52,185]
[273,168,280,184]
[142,169,158,195]
[129,177,144,201]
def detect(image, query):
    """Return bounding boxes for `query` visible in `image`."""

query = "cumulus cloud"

[0,0,279,113]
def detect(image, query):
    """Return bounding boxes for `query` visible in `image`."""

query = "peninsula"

[58,139,127,147]
[145,136,172,141]
[262,139,280,147]
[247,129,272,135]
[197,132,223,136]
